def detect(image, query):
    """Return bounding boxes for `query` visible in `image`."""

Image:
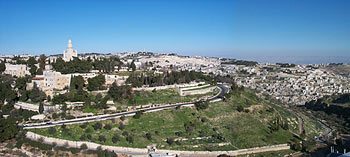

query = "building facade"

[4,63,30,77]
[63,40,78,61]
[27,70,71,97]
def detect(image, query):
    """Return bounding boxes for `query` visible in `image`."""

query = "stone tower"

[63,40,78,61]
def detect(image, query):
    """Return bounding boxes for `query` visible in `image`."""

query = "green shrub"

[104,124,112,130]
[112,134,121,144]
[93,122,102,130]
[80,143,88,150]
[126,135,134,143]
[99,135,106,143]
[166,137,175,145]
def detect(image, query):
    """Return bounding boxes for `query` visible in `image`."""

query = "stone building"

[63,40,78,61]
[4,63,30,77]
[27,70,71,97]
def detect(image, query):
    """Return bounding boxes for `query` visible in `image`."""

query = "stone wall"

[14,102,76,113]
[133,82,205,92]
[180,86,216,96]
[26,131,290,156]
[178,84,211,91]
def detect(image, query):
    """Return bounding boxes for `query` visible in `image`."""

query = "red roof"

[32,77,44,80]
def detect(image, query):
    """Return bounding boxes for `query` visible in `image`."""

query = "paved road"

[315,119,333,143]
[23,84,228,129]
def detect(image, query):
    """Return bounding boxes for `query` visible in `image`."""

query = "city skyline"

[0,0,349,58]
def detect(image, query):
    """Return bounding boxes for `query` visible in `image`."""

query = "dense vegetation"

[91,57,124,73]
[304,93,350,134]
[0,75,17,104]
[52,56,126,74]
[108,83,133,101]
[126,70,214,87]
[221,59,258,66]
[0,74,40,143]
[276,63,296,68]
[87,75,106,91]
[52,57,92,74]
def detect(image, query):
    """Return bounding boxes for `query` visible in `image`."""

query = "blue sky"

[0,0,349,57]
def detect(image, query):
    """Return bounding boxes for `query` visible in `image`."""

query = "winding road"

[22,84,229,129]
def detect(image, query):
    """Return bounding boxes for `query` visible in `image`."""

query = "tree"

[119,122,125,130]
[120,116,125,121]
[96,95,109,109]
[133,110,144,119]
[112,134,121,143]
[52,58,65,72]
[52,94,67,105]
[130,60,136,71]
[29,83,46,103]
[0,75,17,104]
[84,98,91,108]
[80,134,87,140]
[80,143,88,150]
[27,57,37,66]
[291,139,302,151]
[122,131,128,136]
[166,137,175,145]
[29,65,37,76]
[93,122,103,130]
[52,57,92,74]
[0,118,19,142]
[15,76,29,91]
[39,102,44,114]
[237,105,244,112]
[19,90,29,102]
[36,68,43,75]
[52,113,58,119]
[0,61,5,73]
[104,124,112,130]
[194,100,209,110]
[108,83,133,101]
[38,54,47,69]
[87,134,92,140]
[70,76,85,91]
[145,132,152,140]
[126,135,134,143]
[87,75,106,91]
[98,135,106,143]
[80,123,88,129]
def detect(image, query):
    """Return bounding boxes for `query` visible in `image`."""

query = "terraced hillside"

[32,86,324,151]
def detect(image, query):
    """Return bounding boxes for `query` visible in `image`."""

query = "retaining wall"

[15,102,80,113]
[26,131,290,156]
[180,86,216,96]
[133,82,205,91]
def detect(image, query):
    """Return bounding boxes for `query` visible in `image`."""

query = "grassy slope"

[82,88,219,113]
[32,88,322,151]
[129,88,219,105]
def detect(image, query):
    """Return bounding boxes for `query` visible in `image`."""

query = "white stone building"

[71,73,96,83]
[43,70,71,90]
[4,63,30,77]
[105,74,128,86]
[63,40,78,61]
[27,70,71,97]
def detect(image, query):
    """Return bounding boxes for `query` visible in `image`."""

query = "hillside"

[303,93,350,134]
[32,86,324,151]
